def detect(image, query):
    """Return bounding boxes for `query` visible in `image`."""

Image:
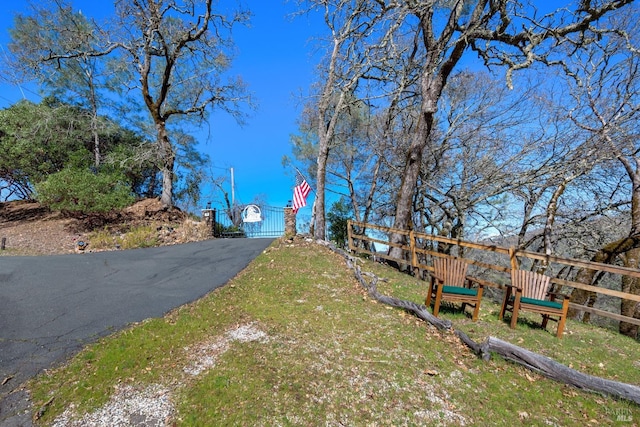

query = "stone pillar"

[201,209,215,237]
[284,207,296,237]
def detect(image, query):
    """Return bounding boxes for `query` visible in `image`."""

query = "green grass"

[28,238,640,426]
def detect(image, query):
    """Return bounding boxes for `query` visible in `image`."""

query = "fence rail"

[347,220,640,327]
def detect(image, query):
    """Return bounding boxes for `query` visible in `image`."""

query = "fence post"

[410,230,418,275]
[509,247,518,271]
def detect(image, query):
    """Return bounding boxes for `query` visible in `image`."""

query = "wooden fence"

[347,220,640,327]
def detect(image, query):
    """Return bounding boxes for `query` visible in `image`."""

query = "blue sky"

[0,1,321,216]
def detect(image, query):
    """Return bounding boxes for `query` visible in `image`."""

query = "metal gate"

[203,205,285,238]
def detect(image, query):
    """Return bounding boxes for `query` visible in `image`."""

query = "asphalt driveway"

[0,238,273,425]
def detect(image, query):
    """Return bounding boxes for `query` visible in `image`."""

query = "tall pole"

[230,167,235,207]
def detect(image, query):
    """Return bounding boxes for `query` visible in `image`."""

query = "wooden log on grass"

[483,336,640,405]
[455,329,491,361]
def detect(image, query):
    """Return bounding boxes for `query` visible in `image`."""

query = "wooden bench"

[499,269,570,338]
[426,257,484,322]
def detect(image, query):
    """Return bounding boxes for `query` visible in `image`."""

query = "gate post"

[202,208,214,237]
[284,207,296,237]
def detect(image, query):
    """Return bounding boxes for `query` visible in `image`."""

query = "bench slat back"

[511,269,551,300]
[434,257,468,287]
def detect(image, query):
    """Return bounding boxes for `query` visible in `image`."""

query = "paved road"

[0,238,273,426]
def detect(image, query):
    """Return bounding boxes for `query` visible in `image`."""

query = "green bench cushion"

[510,296,562,310]
[442,285,477,297]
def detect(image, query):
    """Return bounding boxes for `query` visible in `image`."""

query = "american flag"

[292,170,311,214]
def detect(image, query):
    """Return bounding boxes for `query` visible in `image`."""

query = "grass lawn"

[29,237,640,426]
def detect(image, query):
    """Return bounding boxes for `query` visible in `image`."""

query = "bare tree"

[111,0,251,208]
[556,11,640,337]
[411,70,537,240]
[338,0,636,261]
[299,0,407,239]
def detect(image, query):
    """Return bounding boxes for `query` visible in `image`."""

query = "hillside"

[0,199,208,256]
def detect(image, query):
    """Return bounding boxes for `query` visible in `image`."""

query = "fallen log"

[483,336,640,405]
[455,329,491,361]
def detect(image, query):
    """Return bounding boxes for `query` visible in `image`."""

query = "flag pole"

[294,167,315,194]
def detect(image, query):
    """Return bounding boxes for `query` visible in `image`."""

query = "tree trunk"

[568,267,599,322]
[388,110,433,266]
[314,133,330,240]
[386,18,462,264]
[481,337,640,404]
[92,117,100,169]
[309,198,316,237]
[156,122,175,208]
[88,71,101,169]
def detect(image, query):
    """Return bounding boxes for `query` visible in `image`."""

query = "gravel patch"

[51,323,268,427]
[52,385,173,427]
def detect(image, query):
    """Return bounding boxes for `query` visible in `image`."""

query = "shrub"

[35,168,135,213]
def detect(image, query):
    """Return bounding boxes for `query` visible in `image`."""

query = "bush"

[35,168,134,213]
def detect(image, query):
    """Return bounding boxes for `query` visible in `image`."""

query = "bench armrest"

[466,280,484,290]
[547,291,570,300]
[501,282,521,291]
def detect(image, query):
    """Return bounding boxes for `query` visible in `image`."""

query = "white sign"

[242,205,262,223]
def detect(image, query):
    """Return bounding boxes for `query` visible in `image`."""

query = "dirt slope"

[0,199,206,256]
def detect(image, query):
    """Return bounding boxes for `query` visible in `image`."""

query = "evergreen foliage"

[0,99,158,207]
[327,198,352,248]
[35,167,134,213]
